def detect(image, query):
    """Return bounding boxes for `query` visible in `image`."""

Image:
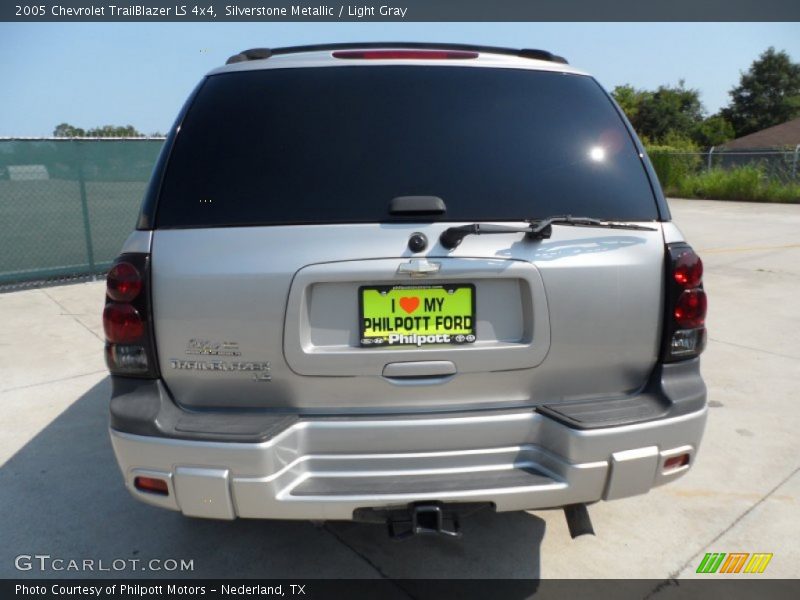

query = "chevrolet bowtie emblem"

[397,258,441,277]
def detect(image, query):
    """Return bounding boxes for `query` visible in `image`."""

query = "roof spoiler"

[225,42,568,65]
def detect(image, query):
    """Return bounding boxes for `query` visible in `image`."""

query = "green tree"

[659,130,700,151]
[611,84,646,123]
[53,123,146,137]
[636,81,704,142]
[693,115,735,148]
[721,47,800,137]
[53,123,86,137]
[612,81,704,143]
[85,124,142,137]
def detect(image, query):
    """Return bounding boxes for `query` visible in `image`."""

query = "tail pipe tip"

[564,503,595,539]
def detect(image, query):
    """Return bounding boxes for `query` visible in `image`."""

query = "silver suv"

[104,43,708,538]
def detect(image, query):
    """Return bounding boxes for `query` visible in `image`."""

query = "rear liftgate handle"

[382,361,457,383]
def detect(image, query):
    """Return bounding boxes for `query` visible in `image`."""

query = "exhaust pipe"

[564,503,595,538]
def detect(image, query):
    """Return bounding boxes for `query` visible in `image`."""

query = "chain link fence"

[0,138,165,288]
[706,148,800,181]
[647,147,800,190]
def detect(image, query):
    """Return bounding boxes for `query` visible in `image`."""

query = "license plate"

[359,284,476,347]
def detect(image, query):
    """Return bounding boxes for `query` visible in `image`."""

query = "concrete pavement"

[0,198,798,582]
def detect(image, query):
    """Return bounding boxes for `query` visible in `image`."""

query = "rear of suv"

[105,44,707,537]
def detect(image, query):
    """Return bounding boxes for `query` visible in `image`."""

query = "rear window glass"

[156,66,658,228]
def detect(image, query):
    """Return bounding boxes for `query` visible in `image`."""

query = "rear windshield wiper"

[439,215,657,249]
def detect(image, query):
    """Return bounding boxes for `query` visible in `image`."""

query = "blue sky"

[1,22,799,136]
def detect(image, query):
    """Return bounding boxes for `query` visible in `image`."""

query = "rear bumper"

[109,361,707,520]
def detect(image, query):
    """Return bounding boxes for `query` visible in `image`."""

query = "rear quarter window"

[156,66,658,228]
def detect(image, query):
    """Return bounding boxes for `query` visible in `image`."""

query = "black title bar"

[10,579,533,600]
[6,579,800,600]
[5,0,800,22]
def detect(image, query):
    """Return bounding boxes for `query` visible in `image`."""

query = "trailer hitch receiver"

[388,502,462,540]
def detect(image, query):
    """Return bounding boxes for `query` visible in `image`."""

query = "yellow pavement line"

[699,243,800,254]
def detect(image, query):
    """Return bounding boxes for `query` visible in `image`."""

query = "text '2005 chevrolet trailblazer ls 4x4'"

[104,44,708,538]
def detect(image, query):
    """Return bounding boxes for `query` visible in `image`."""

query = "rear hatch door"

[150,61,665,412]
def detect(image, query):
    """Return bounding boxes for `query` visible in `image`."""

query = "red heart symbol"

[399,297,420,314]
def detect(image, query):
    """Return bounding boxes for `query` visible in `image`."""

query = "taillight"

[106,262,142,302]
[674,290,707,329]
[103,253,159,378]
[105,344,150,373]
[673,250,703,287]
[662,243,708,362]
[332,49,479,60]
[103,303,145,343]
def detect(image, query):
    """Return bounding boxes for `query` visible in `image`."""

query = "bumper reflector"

[134,476,169,496]
[663,453,690,471]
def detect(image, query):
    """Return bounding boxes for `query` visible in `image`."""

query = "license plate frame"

[358,283,476,348]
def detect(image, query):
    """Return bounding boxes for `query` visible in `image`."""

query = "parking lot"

[0,198,798,582]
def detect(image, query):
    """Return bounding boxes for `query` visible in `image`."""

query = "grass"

[647,149,702,191]
[663,166,800,203]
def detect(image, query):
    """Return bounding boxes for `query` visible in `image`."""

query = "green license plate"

[359,284,476,347]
